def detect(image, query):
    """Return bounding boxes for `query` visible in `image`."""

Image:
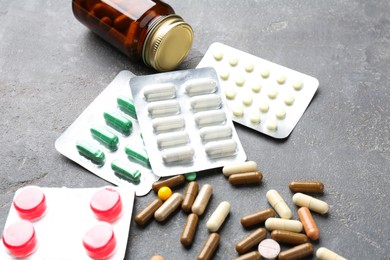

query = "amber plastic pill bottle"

[72,0,194,71]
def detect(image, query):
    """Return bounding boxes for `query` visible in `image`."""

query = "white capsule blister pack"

[55,71,159,196]
[131,67,247,177]
[197,42,319,139]
[0,186,134,259]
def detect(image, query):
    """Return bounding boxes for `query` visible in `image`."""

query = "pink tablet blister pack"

[0,186,134,259]
[197,42,319,139]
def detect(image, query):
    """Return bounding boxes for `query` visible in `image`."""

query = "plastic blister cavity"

[131,67,247,177]
[0,186,134,259]
[197,42,319,139]
[55,71,159,196]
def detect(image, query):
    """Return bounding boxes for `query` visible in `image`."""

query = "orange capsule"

[297,207,320,240]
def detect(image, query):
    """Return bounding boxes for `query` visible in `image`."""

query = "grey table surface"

[1,0,389,259]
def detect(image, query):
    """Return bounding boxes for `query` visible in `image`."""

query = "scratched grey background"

[1,0,389,259]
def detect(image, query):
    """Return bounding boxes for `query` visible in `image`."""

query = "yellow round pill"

[225,87,236,100]
[293,80,304,91]
[229,57,239,67]
[249,111,261,124]
[276,108,286,120]
[219,71,230,81]
[266,120,278,131]
[232,105,244,117]
[259,101,269,113]
[276,75,286,84]
[242,94,253,106]
[261,68,270,78]
[284,94,295,106]
[267,89,278,99]
[251,83,262,93]
[245,64,255,73]
[158,186,172,201]
[235,76,246,86]
[213,51,224,61]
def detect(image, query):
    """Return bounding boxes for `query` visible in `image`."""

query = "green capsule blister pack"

[55,71,159,196]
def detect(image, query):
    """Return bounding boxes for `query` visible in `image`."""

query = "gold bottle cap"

[143,15,194,72]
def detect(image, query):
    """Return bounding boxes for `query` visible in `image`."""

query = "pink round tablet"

[83,222,117,259]
[13,186,47,221]
[90,187,123,222]
[2,221,38,258]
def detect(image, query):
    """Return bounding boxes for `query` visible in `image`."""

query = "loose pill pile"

[134,175,233,259]
[197,42,319,138]
[130,67,246,177]
[0,186,134,259]
[55,71,159,196]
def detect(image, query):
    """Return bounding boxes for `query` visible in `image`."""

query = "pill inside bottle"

[72,0,193,71]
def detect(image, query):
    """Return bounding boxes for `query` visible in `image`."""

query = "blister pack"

[197,42,319,139]
[0,186,134,259]
[55,71,159,196]
[131,67,247,177]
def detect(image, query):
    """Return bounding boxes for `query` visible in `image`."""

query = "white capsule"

[292,193,329,214]
[194,110,226,127]
[156,131,189,148]
[190,94,222,110]
[206,201,231,232]
[265,218,303,233]
[184,78,217,96]
[152,115,185,133]
[162,146,195,163]
[222,161,258,177]
[266,189,292,219]
[143,83,176,101]
[147,100,180,117]
[205,139,237,158]
[316,247,347,260]
[200,125,232,141]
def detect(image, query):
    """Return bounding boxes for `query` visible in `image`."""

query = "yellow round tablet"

[242,94,253,106]
[245,64,255,73]
[229,57,239,67]
[219,71,230,81]
[249,111,261,124]
[259,101,269,113]
[284,94,295,106]
[232,105,244,117]
[275,108,286,120]
[261,68,270,78]
[225,87,236,100]
[213,51,224,61]
[158,186,172,201]
[267,89,278,99]
[293,80,304,91]
[266,120,278,131]
[251,83,262,93]
[276,75,286,85]
[235,76,246,86]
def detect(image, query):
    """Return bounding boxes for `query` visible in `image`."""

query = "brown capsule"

[134,198,163,225]
[152,175,185,192]
[241,208,275,228]
[235,251,261,260]
[278,243,314,260]
[154,193,183,222]
[228,171,263,186]
[288,181,324,193]
[180,213,199,247]
[90,3,120,19]
[197,233,220,260]
[182,181,199,213]
[235,228,267,255]
[297,207,320,240]
[270,230,308,245]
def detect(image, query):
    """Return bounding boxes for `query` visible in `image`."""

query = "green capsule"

[103,111,132,135]
[111,160,141,183]
[125,145,150,166]
[185,172,197,181]
[117,96,137,119]
[90,126,119,151]
[76,140,105,165]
